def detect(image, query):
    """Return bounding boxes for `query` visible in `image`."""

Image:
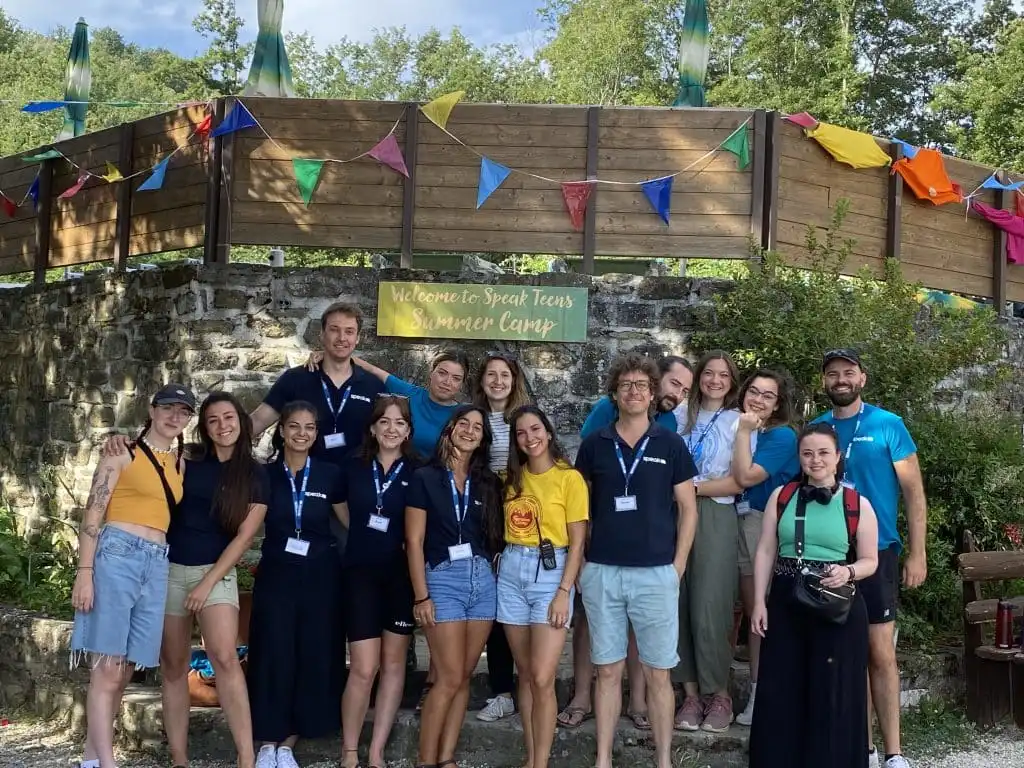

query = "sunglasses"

[376,393,410,400]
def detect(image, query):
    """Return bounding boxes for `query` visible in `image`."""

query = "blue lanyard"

[613,436,650,496]
[284,457,311,535]
[448,470,472,544]
[691,408,724,452]
[836,403,865,471]
[320,378,351,434]
[372,459,405,512]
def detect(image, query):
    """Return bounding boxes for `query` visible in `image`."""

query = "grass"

[900,696,978,758]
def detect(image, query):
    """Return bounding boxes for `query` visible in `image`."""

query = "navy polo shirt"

[575,422,697,567]
[264,364,385,466]
[340,455,421,567]
[262,457,344,564]
[406,465,496,568]
[168,455,270,566]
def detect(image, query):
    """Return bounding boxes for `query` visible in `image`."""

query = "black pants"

[247,554,342,743]
[486,622,515,695]
[749,573,869,768]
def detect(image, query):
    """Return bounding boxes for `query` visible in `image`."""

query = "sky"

[2,0,550,55]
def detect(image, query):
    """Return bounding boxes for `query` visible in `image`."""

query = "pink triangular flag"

[784,112,819,129]
[561,182,594,232]
[59,172,90,200]
[1,194,16,218]
[367,134,409,178]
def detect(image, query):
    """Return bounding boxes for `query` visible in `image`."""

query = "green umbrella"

[56,18,91,140]
[243,0,295,97]
[672,0,708,107]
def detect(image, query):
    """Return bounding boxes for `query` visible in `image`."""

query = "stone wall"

[0,264,725,530]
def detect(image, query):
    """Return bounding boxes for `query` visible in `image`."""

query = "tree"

[192,0,252,96]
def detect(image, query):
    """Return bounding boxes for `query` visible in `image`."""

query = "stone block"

[88,405,117,429]
[636,276,691,300]
[187,350,241,372]
[247,350,290,373]
[49,404,88,443]
[214,289,248,310]
[160,266,199,290]
[616,302,656,329]
[246,314,298,340]
[101,331,129,360]
[660,303,716,331]
[174,291,198,316]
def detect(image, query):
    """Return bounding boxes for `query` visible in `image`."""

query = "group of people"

[68,301,928,768]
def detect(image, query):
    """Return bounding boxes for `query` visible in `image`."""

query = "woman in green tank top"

[746,423,880,768]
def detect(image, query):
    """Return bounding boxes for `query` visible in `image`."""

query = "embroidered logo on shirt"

[853,436,875,443]
[642,456,667,465]
[352,394,372,403]
[305,491,327,499]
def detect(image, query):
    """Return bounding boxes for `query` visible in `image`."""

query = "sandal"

[438,761,458,768]
[556,705,593,728]
[340,747,360,768]
[627,710,651,730]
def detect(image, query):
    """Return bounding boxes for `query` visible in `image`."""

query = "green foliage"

[898,696,976,756]
[0,503,75,620]
[193,0,252,96]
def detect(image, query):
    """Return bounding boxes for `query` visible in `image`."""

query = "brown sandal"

[556,705,593,728]
[627,710,651,730]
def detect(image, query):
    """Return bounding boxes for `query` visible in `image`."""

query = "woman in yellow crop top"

[496,405,588,768]
[70,384,195,768]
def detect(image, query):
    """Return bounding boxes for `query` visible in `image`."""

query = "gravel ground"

[911,728,1024,768]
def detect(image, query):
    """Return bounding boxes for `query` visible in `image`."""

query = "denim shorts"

[71,526,170,669]
[425,555,497,623]
[579,561,680,669]
[497,544,575,626]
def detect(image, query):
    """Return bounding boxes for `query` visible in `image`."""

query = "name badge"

[614,495,638,512]
[324,433,346,450]
[736,500,752,515]
[449,543,472,561]
[368,514,390,533]
[285,537,310,557]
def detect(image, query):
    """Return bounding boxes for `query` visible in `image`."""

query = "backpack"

[776,481,861,562]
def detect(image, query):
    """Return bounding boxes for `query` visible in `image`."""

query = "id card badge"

[324,432,347,450]
[368,514,390,533]
[448,543,472,561]
[614,495,638,512]
[736,500,752,515]
[285,537,310,557]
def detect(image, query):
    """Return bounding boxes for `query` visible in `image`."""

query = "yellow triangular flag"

[102,161,123,182]
[420,90,465,131]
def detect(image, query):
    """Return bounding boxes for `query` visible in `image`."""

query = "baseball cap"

[151,383,196,411]
[821,348,863,371]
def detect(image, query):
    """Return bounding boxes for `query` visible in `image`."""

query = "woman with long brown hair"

[406,405,504,768]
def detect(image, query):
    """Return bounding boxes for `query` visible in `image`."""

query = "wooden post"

[582,106,601,275]
[112,122,135,271]
[33,160,54,284]
[762,112,781,252]
[215,97,237,264]
[203,98,226,265]
[992,176,1009,317]
[748,109,767,269]
[885,142,903,262]
[400,102,419,269]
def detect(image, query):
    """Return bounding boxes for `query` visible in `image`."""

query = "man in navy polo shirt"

[575,353,699,768]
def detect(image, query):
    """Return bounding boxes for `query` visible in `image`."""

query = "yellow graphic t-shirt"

[504,463,589,548]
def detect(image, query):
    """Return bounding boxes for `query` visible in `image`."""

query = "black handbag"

[790,490,856,625]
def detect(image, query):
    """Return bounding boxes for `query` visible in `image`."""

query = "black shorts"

[344,561,415,642]
[860,545,899,625]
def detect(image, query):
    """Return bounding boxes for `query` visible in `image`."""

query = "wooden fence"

[0,97,1019,311]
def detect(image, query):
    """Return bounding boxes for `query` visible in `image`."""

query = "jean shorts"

[425,555,497,623]
[497,544,575,626]
[579,561,680,669]
[71,526,170,669]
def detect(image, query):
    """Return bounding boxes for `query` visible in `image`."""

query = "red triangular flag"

[561,182,593,231]
[784,112,819,130]
[195,114,213,139]
[367,134,409,178]
[59,172,90,200]
[1,194,16,218]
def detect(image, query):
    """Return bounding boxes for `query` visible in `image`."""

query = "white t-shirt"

[682,408,742,504]
[488,411,511,474]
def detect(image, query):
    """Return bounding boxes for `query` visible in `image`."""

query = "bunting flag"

[1017,191,1024,219]
[23,149,64,163]
[971,200,1024,264]
[721,125,750,170]
[292,158,325,207]
[420,90,465,131]
[784,112,818,129]
[477,157,512,209]
[1,194,16,217]
[892,149,962,206]
[27,175,40,210]
[58,172,89,200]
[21,101,65,113]
[981,173,1024,192]
[890,138,919,160]
[211,101,258,138]
[195,114,213,140]
[102,162,123,183]
[561,182,593,231]
[138,156,171,191]
[641,177,674,224]
[806,122,892,169]
[367,134,409,178]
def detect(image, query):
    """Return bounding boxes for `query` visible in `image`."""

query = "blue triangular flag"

[137,156,171,191]
[889,138,918,159]
[27,174,40,211]
[981,173,1024,192]
[641,176,674,224]
[21,101,66,113]
[477,157,512,209]
[211,101,258,138]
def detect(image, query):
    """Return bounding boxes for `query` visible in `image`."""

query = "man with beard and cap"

[812,349,927,768]
[580,356,693,439]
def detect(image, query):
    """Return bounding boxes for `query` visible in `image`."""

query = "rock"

[460,254,504,281]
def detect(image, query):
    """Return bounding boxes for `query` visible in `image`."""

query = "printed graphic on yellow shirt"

[506,494,541,537]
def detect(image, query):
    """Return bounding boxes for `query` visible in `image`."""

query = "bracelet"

[413,595,431,606]
[557,586,570,595]
[847,565,856,583]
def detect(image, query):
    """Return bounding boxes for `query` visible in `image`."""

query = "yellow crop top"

[105,449,184,533]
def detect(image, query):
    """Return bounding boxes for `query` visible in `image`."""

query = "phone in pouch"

[539,538,557,571]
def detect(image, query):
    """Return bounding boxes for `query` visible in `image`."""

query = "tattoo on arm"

[83,466,116,533]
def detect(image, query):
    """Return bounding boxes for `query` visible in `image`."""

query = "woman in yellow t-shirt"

[497,405,588,768]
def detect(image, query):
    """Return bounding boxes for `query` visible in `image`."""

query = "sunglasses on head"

[376,393,410,400]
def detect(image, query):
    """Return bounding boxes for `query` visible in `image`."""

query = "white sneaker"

[868,748,879,768]
[477,694,515,721]
[275,746,300,768]
[256,745,277,768]
[735,688,756,726]
[885,757,911,768]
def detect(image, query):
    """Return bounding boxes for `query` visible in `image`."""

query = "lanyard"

[836,403,865,475]
[613,436,650,496]
[691,408,724,453]
[448,470,472,544]
[372,459,405,512]
[320,378,351,434]
[284,457,311,535]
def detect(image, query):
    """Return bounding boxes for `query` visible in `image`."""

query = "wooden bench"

[958,531,1024,728]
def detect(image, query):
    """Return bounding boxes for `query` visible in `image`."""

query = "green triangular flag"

[292,158,325,207]
[23,149,64,163]
[722,125,750,170]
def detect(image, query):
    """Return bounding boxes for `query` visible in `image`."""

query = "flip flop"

[556,705,593,728]
[627,710,652,730]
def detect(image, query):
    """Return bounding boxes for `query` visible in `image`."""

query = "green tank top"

[777,490,850,562]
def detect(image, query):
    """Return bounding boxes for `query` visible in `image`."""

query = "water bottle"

[995,600,1014,648]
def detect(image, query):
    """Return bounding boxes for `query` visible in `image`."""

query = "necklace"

[142,436,175,455]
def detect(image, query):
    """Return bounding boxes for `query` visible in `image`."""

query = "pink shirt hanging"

[971,201,1024,265]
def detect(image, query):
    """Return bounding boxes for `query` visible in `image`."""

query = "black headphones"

[799,483,840,505]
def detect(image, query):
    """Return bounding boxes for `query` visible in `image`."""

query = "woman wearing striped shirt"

[471,351,533,723]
